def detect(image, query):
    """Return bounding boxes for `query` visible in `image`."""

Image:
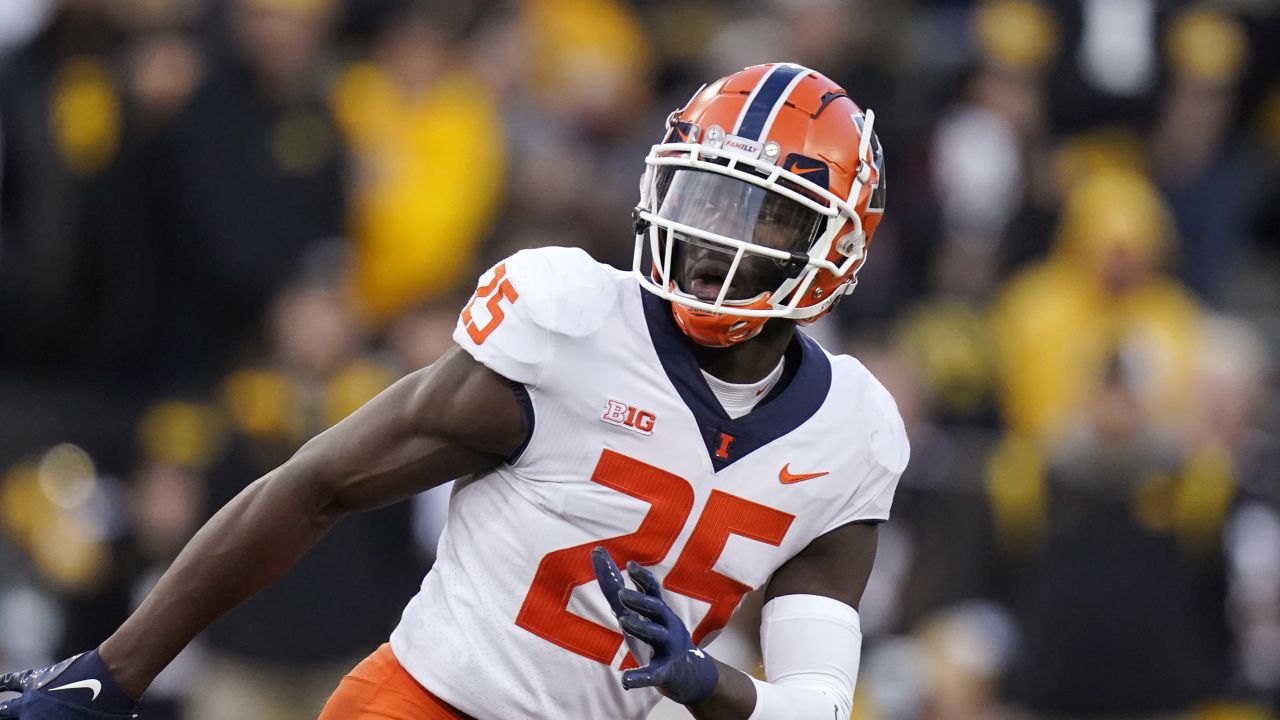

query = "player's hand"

[0,650,138,718]
[591,547,719,705]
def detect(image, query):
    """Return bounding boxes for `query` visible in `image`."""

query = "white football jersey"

[391,247,909,720]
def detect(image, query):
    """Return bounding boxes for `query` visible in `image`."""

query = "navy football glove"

[0,650,138,719]
[591,547,719,705]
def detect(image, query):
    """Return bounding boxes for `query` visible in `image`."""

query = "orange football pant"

[318,644,475,720]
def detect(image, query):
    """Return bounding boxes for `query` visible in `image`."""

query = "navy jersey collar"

[641,291,832,470]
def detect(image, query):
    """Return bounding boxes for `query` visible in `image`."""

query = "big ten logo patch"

[601,400,657,435]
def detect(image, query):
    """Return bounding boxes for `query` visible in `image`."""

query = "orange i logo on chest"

[714,432,735,460]
[601,400,657,435]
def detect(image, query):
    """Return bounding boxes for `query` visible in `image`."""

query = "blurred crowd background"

[2,0,1279,718]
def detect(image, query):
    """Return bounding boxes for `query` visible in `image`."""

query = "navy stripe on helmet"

[734,64,807,141]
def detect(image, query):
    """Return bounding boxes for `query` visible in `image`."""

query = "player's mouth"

[686,262,729,302]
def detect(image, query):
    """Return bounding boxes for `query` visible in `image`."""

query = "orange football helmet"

[632,63,886,347]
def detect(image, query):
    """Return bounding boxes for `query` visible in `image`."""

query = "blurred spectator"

[935,0,1059,280]
[991,168,1202,449]
[0,443,133,681]
[896,297,1000,430]
[0,444,119,605]
[871,602,1016,720]
[115,0,206,129]
[999,353,1232,718]
[0,0,153,373]
[1044,0,1165,136]
[521,0,651,135]
[332,1,504,325]
[0,0,210,474]
[1151,8,1261,303]
[153,0,346,387]
[1195,317,1280,703]
[885,1,1062,433]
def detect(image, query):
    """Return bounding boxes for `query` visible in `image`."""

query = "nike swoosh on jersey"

[787,164,823,175]
[779,464,829,484]
[47,679,102,701]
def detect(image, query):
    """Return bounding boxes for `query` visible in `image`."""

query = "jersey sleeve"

[823,374,910,532]
[452,246,618,387]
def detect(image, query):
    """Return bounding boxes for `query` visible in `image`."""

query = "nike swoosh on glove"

[0,650,138,719]
[591,546,719,705]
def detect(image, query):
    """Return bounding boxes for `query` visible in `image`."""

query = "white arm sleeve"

[747,594,862,720]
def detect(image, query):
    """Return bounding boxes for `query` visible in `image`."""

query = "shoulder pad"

[501,246,619,337]
[866,376,910,476]
[454,247,618,385]
[818,355,911,527]
[834,356,910,475]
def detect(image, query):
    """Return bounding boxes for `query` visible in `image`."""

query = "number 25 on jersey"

[516,450,795,666]
[462,262,519,344]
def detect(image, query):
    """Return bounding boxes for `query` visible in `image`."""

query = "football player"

[0,63,904,720]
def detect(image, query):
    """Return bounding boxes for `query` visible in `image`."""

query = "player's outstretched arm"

[593,522,878,720]
[84,346,527,699]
